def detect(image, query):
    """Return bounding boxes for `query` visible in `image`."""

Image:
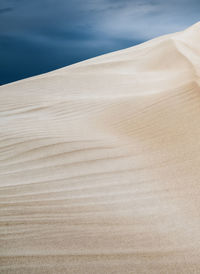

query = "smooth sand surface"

[1,22,200,273]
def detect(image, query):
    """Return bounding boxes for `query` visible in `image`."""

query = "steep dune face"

[1,23,200,273]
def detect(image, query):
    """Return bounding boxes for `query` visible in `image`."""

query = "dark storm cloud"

[0,7,13,14]
[0,0,199,85]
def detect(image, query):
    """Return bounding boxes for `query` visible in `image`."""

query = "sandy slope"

[1,22,200,273]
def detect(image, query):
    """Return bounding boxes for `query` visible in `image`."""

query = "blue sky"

[0,0,199,85]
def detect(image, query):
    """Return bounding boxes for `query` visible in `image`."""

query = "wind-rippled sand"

[1,23,200,273]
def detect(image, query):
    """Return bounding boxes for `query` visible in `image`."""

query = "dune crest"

[1,23,200,273]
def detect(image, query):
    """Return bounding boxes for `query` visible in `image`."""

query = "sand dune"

[1,22,200,273]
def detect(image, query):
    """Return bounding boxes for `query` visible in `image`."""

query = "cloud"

[0,7,13,14]
[83,0,199,40]
[1,0,198,40]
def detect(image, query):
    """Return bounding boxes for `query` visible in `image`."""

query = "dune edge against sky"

[1,22,200,273]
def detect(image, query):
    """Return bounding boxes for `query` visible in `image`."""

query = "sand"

[0,22,200,273]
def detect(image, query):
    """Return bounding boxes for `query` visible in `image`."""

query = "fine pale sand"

[1,22,200,273]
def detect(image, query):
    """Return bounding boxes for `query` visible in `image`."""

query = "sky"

[0,0,199,85]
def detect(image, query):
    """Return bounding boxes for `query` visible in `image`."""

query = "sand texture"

[1,23,200,273]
